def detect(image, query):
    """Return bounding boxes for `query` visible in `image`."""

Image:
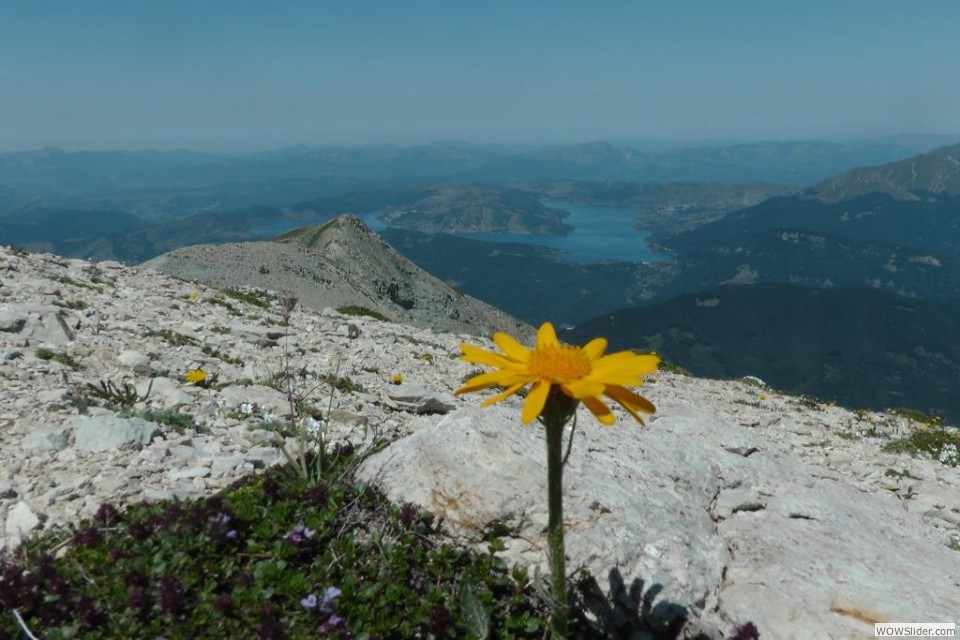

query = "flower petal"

[493,332,531,362]
[456,370,529,395]
[604,385,656,425]
[590,353,659,382]
[562,378,606,399]
[460,344,518,369]
[521,380,551,424]
[536,322,559,349]
[479,382,528,407]
[582,337,608,360]
[581,395,616,426]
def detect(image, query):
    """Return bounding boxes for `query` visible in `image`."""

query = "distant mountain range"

[563,283,960,423]
[1,135,955,219]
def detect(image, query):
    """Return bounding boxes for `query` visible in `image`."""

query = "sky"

[1,0,958,152]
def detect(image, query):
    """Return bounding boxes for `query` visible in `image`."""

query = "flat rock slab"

[72,415,162,452]
[359,401,960,637]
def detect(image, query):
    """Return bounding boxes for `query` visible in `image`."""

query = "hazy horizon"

[3,1,960,152]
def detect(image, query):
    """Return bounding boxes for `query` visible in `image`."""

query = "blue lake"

[250,202,669,264]
[435,202,669,264]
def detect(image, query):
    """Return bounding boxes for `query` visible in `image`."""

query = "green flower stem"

[541,388,577,639]
[545,417,568,638]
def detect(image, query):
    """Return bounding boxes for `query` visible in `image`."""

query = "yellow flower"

[188,292,200,301]
[185,368,207,385]
[392,373,404,385]
[456,322,658,426]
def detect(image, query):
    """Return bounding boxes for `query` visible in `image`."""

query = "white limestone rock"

[117,349,151,371]
[22,426,72,451]
[359,402,960,637]
[72,415,162,452]
[5,500,46,542]
[386,382,458,414]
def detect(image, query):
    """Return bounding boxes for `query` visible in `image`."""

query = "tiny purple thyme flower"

[301,593,318,610]
[318,614,344,635]
[319,586,341,613]
[285,524,315,545]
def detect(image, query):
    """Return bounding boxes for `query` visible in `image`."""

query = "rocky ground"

[142,214,535,341]
[1,244,958,638]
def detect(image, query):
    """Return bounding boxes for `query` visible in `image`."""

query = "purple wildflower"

[285,524,316,545]
[301,593,318,610]
[319,614,344,635]
[210,512,231,528]
[320,586,341,613]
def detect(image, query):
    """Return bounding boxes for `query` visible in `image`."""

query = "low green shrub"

[883,426,960,467]
[221,288,272,309]
[337,305,388,321]
[0,451,550,639]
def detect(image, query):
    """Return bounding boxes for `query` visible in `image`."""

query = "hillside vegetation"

[565,283,960,423]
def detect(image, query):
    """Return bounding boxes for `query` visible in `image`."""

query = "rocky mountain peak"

[1,244,958,636]
[142,214,534,341]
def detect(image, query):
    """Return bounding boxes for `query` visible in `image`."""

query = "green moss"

[148,329,199,347]
[337,305,388,321]
[221,288,272,309]
[35,347,81,369]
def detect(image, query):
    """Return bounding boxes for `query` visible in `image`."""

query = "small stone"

[5,501,46,541]
[22,427,72,452]
[117,349,151,372]
[0,310,26,333]
[168,466,211,480]
[387,382,457,414]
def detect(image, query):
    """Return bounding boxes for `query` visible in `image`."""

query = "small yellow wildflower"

[185,368,207,385]
[392,373,404,385]
[758,394,767,401]
[456,322,658,426]
[188,291,200,301]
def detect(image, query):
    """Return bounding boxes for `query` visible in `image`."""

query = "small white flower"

[304,416,326,437]
[240,402,254,415]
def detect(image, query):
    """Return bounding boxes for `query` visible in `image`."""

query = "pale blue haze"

[1,1,958,150]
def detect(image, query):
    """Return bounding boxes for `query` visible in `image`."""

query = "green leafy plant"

[35,347,81,370]
[65,299,88,310]
[221,287,272,309]
[80,378,152,408]
[337,305,388,321]
[148,329,199,347]
[320,373,365,394]
[201,345,244,366]
[883,425,960,466]
[136,409,204,434]
[203,295,242,316]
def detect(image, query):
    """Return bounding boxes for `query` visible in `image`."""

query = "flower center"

[528,345,592,382]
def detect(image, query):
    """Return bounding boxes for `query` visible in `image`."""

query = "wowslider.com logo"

[876,623,956,637]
